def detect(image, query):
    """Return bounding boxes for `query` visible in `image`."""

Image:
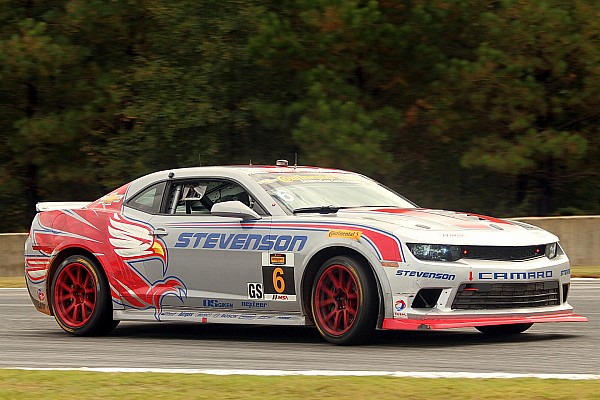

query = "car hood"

[336,208,558,246]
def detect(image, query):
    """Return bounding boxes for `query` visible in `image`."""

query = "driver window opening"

[165,180,263,215]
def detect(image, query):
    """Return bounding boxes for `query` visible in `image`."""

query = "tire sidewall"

[311,255,377,345]
[50,255,111,336]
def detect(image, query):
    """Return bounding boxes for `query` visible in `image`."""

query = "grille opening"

[562,283,570,303]
[461,245,546,261]
[412,289,443,309]
[452,281,560,310]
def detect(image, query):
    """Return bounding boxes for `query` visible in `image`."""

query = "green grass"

[571,266,600,278]
[0,370,598,399]
[0,277,25,288]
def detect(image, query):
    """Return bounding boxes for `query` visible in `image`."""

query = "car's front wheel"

[475,323,533,335]
[311,256,378,345]
[50,255,118,336]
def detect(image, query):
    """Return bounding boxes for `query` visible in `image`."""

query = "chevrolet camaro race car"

[25,161,587,344]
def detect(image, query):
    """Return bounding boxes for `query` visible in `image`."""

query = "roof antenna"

[249,158,252,166]
[294,153,298,168]
[198,153,202,167]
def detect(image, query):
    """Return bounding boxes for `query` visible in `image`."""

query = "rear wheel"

[50,255,118,336]
[311,256,378,345]
[475,323,533,335]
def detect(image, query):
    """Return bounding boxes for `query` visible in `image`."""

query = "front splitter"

[381,311,588,331]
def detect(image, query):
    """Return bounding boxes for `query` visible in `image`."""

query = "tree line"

[1,0,598,231]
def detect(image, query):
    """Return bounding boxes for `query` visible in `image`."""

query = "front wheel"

[311,256,378,345]
[475,323,533,335]
[50,255,118,336]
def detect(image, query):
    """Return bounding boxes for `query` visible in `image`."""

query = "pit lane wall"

[1,216,599,276]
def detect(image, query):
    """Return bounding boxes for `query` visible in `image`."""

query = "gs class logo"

[248,283,263,299]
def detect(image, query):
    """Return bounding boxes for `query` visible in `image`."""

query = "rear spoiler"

[36,202,91,212]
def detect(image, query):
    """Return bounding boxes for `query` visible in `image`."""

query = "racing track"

[1,280,598,375]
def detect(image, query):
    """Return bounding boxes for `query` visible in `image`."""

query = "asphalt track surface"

[1,281,598,374]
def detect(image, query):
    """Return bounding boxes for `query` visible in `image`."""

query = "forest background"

[1,0,598,232]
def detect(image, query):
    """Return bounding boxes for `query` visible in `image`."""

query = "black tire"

[475,323,533,335]
[311,255,378,345]
[50,255,119,336]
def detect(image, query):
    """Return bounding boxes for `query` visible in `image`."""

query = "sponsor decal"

[247,283,263,299]
[262,252,294,267]
[327,229,362,241]
[394,299,406,312]
[202,299,234,308]
[393,296,408,318]
[396,269,456,281]
[241,301,268,309]
[36,288,46,302]
[194,313,216,319]
[266,294,297,301]
[561,269,570,276]
[177,312,194,318]
[174,233,307,252]
[478,270,553,280]
[276,175,348,183]
[270,253,286,265]
[440,233,465,238]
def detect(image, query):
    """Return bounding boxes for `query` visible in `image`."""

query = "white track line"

[3,367,599,380]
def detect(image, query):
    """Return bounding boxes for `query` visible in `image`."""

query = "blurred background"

[1,0,598,232]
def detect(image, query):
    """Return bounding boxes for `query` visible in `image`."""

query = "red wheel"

[311,256,377,345]
[53,260,97,328]
[50,255,118,336]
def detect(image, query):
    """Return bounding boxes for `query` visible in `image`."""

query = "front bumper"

[381,310,588,330]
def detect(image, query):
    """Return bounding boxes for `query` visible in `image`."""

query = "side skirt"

[114,308,307,326]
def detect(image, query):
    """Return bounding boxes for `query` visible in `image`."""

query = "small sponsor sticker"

[266,294,297,302]
[262,252,294,267]
[327,230,362,241]
[393,296,408,318]
[270,253,286,265]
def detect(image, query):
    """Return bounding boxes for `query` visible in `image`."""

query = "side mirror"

[211,201,262,220]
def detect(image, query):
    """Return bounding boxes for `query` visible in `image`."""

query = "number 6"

[273,267,285,293]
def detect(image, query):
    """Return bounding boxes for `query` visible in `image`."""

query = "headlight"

[545,243,558,259]
[407,243,462,262]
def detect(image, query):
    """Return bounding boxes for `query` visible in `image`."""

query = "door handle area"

[150,228,169,236]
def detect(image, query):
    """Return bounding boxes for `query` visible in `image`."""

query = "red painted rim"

[314,264,359,336]
[53,262,97,328]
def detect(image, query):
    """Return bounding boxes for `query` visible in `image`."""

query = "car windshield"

[251,172,416,214]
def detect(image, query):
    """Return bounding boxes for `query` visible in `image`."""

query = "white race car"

[25,161,587,344]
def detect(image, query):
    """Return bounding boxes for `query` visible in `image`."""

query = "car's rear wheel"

[311,256,377,345]
[50,255,118,336]
[475,323,533,335]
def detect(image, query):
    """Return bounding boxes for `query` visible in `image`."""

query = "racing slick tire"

[475,323,533,335]
[311,255,378,345]
[50,255,119,336]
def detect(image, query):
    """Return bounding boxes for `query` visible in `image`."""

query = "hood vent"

[415,224,431,229]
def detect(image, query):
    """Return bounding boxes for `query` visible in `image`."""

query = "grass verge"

[0,370,598,399]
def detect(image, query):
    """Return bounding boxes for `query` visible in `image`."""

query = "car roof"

[124,165,356,202]
[162,165,352,176]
